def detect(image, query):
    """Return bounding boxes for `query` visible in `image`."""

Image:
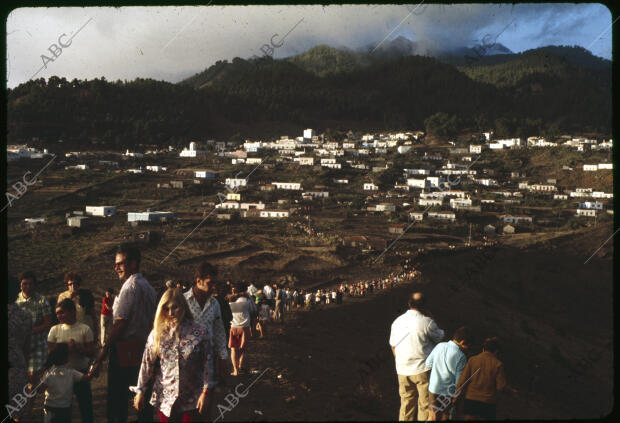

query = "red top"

[101,296,112,315]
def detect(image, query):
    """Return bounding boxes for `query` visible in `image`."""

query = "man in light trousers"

[389,292,444,421]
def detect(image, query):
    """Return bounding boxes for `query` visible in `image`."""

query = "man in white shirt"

[247,282,258,300]
[262,283,274,309]
[389,292,444,421]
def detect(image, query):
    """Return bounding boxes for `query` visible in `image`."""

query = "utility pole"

[468,222,472,246]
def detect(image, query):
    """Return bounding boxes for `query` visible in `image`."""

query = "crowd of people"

[389,292,517,421]
[6,243,424,422]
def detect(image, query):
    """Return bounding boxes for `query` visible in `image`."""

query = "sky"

[5,3,613,88]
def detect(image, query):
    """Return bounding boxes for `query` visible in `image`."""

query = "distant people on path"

[389,292,444,421]
[7,275,33,422]
[100,288,114,345]
[92,243,157,423]
[40,343,96,423]
[134,288,212,422]
[47,298,96,423]
[227,283,253,376]
[58,271,99,342]
[184,262,228,391]
[455,337,517,420]
[16,271,53,381]
[425,326,471,420]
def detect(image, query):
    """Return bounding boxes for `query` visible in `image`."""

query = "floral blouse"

[136,320,212,417]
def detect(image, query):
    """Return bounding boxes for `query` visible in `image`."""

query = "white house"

[410,212,425,221]
[240,202,265,210]
[303,191,329,199]
[407,178,427,189]
[470,145,483,154]
[273,182,302,190]
[180,141,207,157]
[294,157,314,166]
[576,209,597,217]
[598,163,613,170]
[225,178,248,188]
[529,184,557,192]
[578,201,603,210]
[363,183,379,191]
[419,198,443,207]
[227,193,241,201]
[553,194,568,200]
[246,158,263,165]
[375,203,396,212]
[477,178,497,186]
[426,176,445,188]
[259,210,289,218]
[428,211,456,221]
[501,215,532,225]
[404,168,430,176]
[195,171,216,179]
[85,206,116,217]
[216,201,240,209]
[334,179,349,184]
[127,168,144,174]
[397,146,412,154]
[583,164,598,171]
[303,129,315,139]
[449,198,472,209]
[127,211,174,222]
[146,165,167,172]
[592,191,613,199]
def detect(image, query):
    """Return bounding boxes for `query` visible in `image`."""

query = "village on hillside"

[7,128,614,252]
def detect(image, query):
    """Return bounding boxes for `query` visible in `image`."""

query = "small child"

[256,299,271,338]
[40,343,95,423]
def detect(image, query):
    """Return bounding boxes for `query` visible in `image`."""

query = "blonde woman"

[134,288,213,422]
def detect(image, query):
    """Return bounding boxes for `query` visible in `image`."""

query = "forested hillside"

[7,45,611,149]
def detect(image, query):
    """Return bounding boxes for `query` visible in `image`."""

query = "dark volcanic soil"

[19,225,613,422]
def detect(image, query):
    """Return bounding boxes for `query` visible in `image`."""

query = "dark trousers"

[73,374,94,423]
[45,406,72,423]
[108,345,153,423]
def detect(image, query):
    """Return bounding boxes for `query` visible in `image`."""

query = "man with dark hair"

[16,271,52,381]
[455,336,517,420]
[93,243,157,423]
[184,262,228,397]
[48,298,96,422]
[425,326,471,420]
[58,270,98,341]
[389,292,444,421]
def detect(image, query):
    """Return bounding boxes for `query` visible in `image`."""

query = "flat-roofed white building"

[240,202,265,210]
[227,193,241,201]
[598,163,613,170]
[146,165,167,172]
[583,164,598,171]
[410,211,425,221]
[407,178,427,189]
[428,211,456,221]
[363,183,378,191]
[225,178,248,188]
[85,206,116,217]
[449,198,472,209]
[578,201,603,210]
[576,209,597,217]
[376,203,396,212]
[294,157,314,166]
[127,211,173,222]
[553,194,568,200]
[273,182,302,190]
[259,210,289,218]
[501,215,532,225]
[419,198,442,207]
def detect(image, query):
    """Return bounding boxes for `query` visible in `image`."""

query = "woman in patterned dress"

[134,288,212,422]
